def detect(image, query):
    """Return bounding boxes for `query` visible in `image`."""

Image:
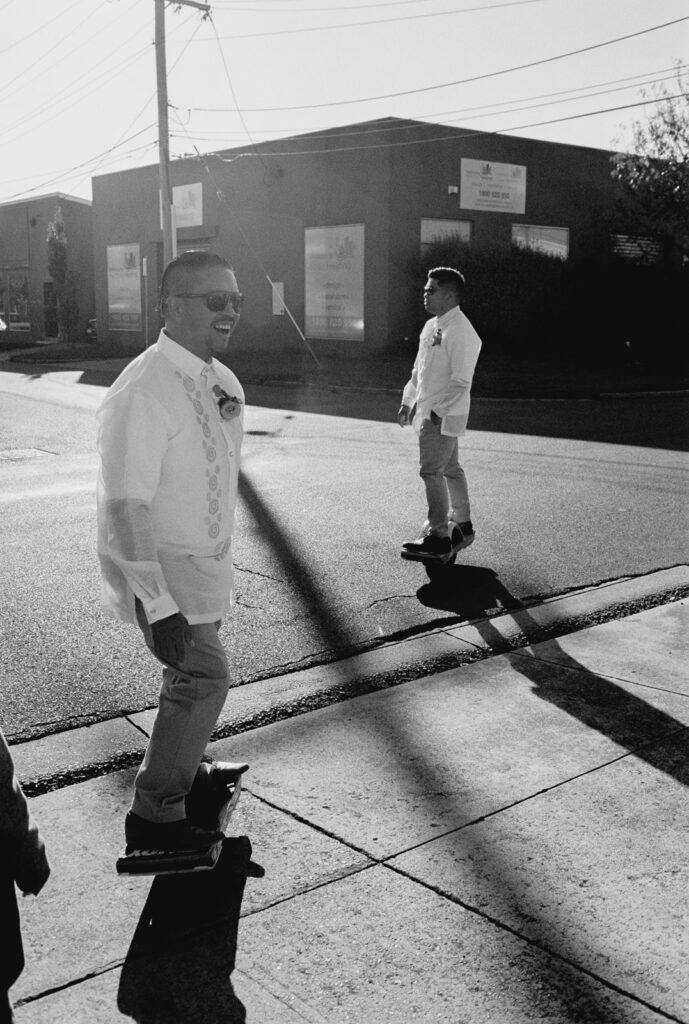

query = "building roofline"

[210,115,618,160]
[0,192,92,211]
[91,115,620,183]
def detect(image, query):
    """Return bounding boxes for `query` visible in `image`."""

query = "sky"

[1,0,687,206]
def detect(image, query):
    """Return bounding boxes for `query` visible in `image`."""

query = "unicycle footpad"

[117,775,242,877]
[116,841,223,876]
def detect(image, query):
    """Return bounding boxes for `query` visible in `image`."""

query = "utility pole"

[155,0,210,266]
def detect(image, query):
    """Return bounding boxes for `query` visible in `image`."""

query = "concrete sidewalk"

[8,579,689,1023]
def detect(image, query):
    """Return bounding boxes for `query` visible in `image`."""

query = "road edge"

[13,565,689,795]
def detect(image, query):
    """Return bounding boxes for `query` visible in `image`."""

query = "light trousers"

[133,606,230,824]
[418,414,471,535]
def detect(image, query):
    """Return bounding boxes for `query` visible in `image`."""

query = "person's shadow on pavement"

[418,564,689,785]
[415,563,523,620]
[117,837,263,1023]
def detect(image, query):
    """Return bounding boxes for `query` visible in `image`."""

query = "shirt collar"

[156,330,211,380]
[436,305,461,328]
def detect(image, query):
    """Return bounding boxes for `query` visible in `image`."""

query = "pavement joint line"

[239,861,380,923]
[13,960,126,1011]
[14,568,689,797]
[374,723,689,869]
[244,785,379,865]
[511,649,689,701]
[384,862,688,1024]
[121,713,154,740]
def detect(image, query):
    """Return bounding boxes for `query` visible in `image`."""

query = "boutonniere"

[211,384,242,420]
[432,327,443,346]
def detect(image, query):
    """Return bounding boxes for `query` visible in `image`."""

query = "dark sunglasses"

[175,291,244,313]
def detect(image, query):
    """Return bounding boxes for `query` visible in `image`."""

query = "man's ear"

[160,293,178,318]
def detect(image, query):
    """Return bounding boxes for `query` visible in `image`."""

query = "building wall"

[0,194,94,344]
[91,119,630,358]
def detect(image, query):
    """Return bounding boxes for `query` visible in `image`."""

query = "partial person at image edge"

[0,726,50,1024]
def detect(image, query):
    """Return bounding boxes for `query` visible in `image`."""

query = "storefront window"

[420,219,472,255]
[512,224,569,260]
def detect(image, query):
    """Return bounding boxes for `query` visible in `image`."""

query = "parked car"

[85,318,97,342]
[0,315,6,332]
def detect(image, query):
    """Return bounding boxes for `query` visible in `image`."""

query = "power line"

[1,126,158,200]
[1,42,151,145]
[0,0,88,59]
[0,7,198,149]
[194,16,689,111]
[0,0,139,104]
[208,92,688,159]
[206,0,546,39]
[173,64,686,133]
[212,0,475,10]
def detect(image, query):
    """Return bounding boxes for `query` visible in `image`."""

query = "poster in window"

[159,182,204,230]
[460,159,526,214]
[107,244,141,332]
[305,225,364,342]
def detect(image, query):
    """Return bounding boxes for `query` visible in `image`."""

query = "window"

[512,224,569,260]
[420,219,472,255]
[610,234,663,265]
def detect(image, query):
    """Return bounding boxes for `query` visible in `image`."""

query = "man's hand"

[150,612,192,667]
[397,404,412,427]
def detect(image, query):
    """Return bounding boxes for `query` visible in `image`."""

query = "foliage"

[611,65,689,250]
[413,236,686,371]
[46,207,80,343]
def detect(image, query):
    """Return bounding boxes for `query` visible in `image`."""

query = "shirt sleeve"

[0,730,50,895]
[101,498,179,622]
[402,333,426,407]
[432,320,481,418]
[97,386,179,623]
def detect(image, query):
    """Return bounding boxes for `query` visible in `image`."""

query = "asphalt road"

[1,369,687,742]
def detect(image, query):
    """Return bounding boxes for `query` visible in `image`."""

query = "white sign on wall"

[460,159,526,214]
[159,182,204,230]
[304,224,364,342]
[107,244,141,332]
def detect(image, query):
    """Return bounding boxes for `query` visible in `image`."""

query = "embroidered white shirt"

[402,305,482,437]
[96,331,244,626]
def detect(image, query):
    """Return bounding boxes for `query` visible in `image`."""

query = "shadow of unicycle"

[118,837,264,1023]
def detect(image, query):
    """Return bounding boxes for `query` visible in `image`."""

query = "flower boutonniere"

[432,327,443,347]
[212,384,242,421]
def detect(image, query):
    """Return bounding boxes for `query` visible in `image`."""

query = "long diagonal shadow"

[419,565,689,786]
[234,478,681,1015]
[238,469,361,657]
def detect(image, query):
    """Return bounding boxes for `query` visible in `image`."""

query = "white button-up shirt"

[96,331,244,626]
[402,305,482,437]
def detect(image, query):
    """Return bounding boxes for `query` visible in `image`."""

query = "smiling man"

[97,250,248,857]
[398,266,482,560]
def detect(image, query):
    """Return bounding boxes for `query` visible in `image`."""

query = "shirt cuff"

[140,592,179,624]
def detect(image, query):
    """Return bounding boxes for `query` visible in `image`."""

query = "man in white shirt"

[398,266,482,558]
[97,250,248,854]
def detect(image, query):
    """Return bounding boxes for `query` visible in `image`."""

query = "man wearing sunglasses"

[97,249,248,857]
[397,266,482,560]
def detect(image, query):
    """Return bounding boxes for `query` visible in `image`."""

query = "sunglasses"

[175,291,244,313]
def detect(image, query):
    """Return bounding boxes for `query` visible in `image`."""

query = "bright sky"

[1,0,687,206]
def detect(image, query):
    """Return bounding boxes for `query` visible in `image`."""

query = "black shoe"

[186,756,248,831]
[124,812,224,854]
[450,521,475,550]
[402,533,452,556]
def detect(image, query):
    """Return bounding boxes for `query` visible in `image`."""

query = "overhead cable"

[195,16,689,111]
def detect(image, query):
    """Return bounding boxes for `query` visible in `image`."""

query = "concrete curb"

[12,566,689,796]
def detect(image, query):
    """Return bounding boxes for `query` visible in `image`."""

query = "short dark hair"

[427,266,466,299]
[159,250,234,309]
